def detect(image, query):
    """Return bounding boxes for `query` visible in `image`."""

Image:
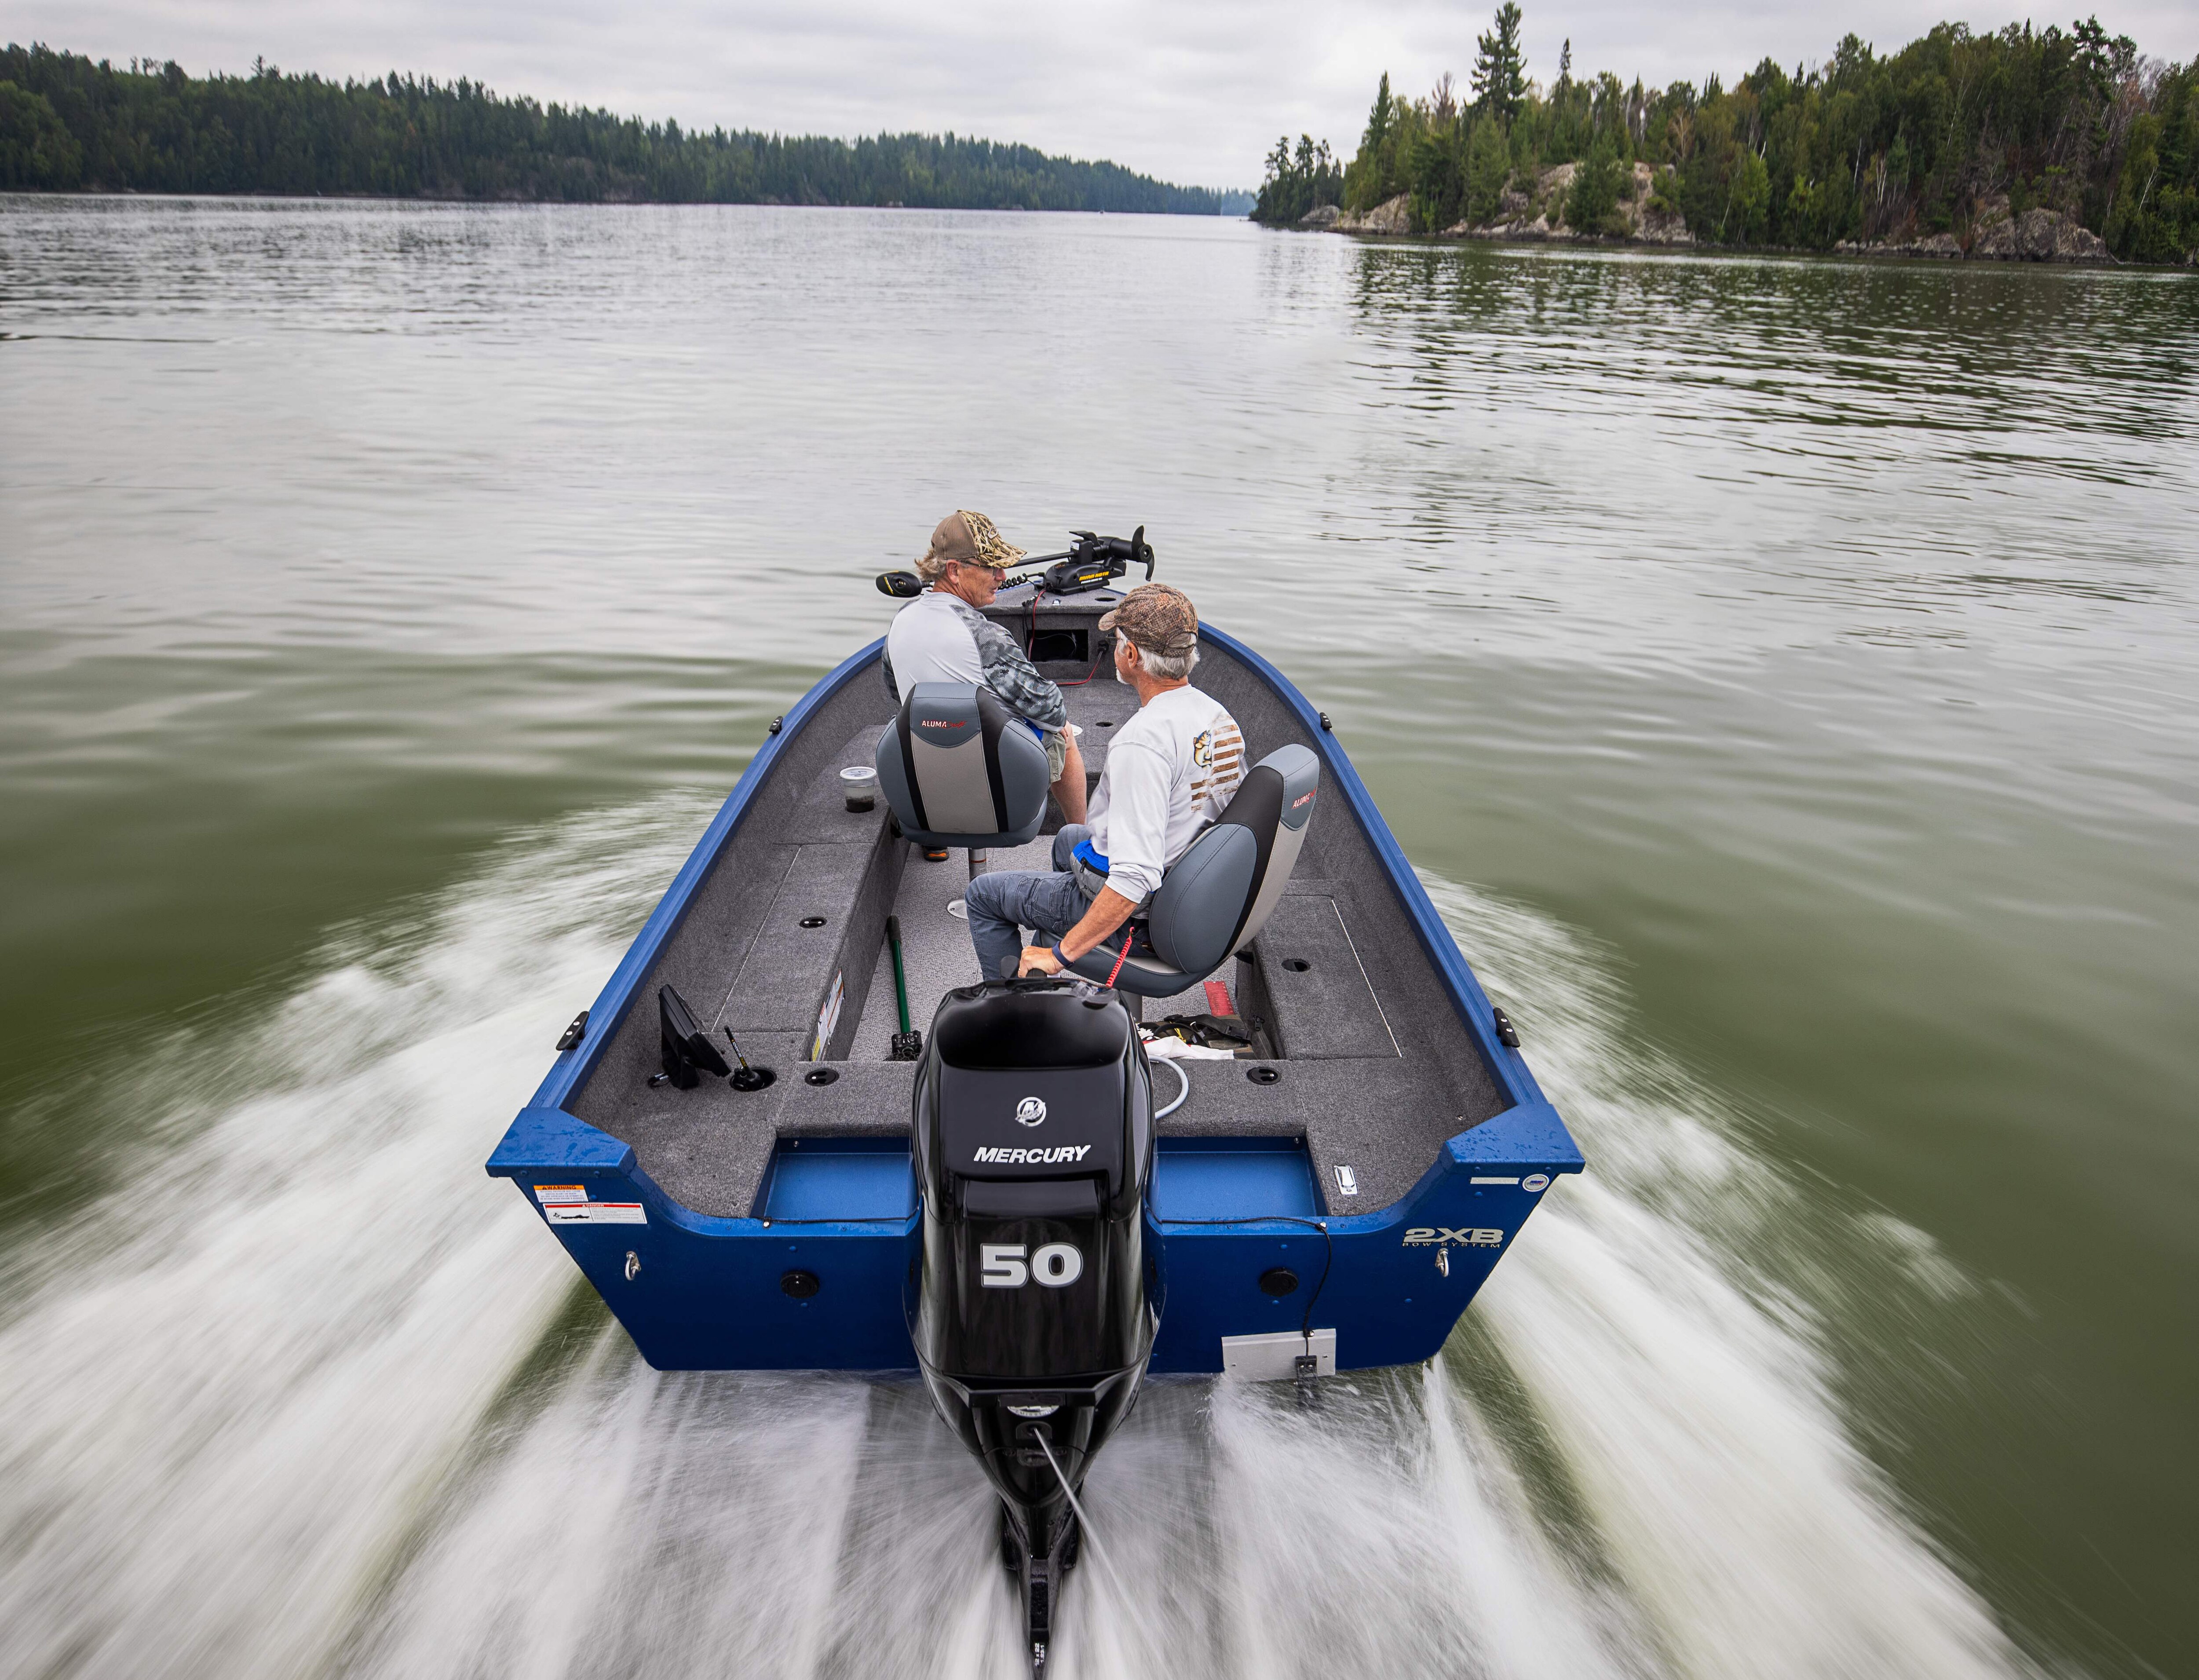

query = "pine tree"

[1465,112,1511,224]
[1472,4,1529,124]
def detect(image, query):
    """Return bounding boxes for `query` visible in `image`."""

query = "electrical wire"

[1151,1057,1190,1120]
[1023,585,1110,686]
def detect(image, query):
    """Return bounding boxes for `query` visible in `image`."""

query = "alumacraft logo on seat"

[973,1145,1094,1165]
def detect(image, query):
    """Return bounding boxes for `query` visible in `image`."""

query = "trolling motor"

[876,526,1156,600]
[910,979,1158,1676]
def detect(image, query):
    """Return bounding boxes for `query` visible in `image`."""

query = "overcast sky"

[8,0,2196,189]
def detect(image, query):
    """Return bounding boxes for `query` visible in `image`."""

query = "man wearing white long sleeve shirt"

[963,582,1245,982]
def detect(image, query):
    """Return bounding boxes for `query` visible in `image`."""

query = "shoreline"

[1271,185,2162,269]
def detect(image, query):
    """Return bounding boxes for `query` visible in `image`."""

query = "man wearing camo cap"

[883,510,1086,824]
[964,580,1246,981]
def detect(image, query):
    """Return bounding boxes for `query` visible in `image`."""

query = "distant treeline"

[1255,8,2199,263]
[0,44,1251,214]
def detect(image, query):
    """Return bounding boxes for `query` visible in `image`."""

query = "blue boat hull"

[487,625,1582,1374]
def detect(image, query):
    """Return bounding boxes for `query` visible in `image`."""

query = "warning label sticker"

[811,969,845,1061]
[533,1184,588,1204]
[544,1202,647,1226]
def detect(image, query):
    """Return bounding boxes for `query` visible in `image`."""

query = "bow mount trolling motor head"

[910,978,1158,1673]
[876,526,1155,600]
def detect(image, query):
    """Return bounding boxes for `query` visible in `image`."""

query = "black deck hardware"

[768,716,783,734]
[722,1026,777,1091]
[804,1067,839,1086]
[1259,1267,1300,1297]
[1247,1065,1282,1085]
[1319,712,1332,730]
[1492,1006,1522,1048]
[555,1009,588,1052]
[780,1270,821,1299]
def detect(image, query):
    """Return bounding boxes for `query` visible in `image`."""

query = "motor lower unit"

[910,981,1157,1675]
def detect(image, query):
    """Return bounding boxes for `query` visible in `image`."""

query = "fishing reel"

[875,526,1155,599]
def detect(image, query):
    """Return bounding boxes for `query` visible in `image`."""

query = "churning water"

[0,794,2028,1680]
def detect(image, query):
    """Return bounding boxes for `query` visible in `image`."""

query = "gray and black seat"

[1064,742,1320,998]
[875,682,1052,851]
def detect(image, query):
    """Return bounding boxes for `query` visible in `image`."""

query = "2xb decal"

[1402,1227,1504,1247]
[980,1242,1085,1288]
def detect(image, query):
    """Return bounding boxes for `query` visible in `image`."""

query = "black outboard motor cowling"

[910,981,1157,1668]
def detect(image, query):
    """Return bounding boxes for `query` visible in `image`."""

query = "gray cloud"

[7,0,2195,189]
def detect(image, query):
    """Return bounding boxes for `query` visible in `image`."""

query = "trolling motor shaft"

[875,526,1155,600]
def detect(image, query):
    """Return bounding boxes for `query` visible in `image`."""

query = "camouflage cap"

[923,510,1026,570]
[1098,581,1199,657]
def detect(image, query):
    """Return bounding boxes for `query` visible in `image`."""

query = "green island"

[0,44,1252,215]
[1254,6,2199,264]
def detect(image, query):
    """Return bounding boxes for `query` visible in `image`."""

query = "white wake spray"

[0,796,712,1680]
[0,800,2041,1680]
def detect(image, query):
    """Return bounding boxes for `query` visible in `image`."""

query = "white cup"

[840,765,879,811]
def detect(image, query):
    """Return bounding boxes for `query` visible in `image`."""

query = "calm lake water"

[2,198,2195,1680]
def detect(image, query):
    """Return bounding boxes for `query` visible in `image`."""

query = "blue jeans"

[964,825,1097,981]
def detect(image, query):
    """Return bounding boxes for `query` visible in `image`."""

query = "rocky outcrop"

[1308,166,2114,262]
[1841,231,1964,258]
[1442,161,1693,246]
[1331,193,1413,235]
[1837,201,2109,263]
[1971,206,2108,261]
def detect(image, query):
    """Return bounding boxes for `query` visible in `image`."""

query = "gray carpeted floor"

[848,834,1054,1059]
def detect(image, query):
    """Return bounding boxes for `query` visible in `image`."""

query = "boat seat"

[874,682,1052,850]
[1064,743,1320,999]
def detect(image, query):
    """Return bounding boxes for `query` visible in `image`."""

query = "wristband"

[1052,942,1071,968]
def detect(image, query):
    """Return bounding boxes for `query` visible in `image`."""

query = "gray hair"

[1130,640,1199,681]
[914,551,952,585]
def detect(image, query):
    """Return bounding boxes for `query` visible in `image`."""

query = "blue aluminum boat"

[487,543,1582,1672]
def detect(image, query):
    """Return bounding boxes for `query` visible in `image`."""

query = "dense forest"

[1255,8,2199,263]
[0,44,1250,214]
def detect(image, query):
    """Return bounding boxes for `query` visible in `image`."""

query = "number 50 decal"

[980,1242,1085,1288]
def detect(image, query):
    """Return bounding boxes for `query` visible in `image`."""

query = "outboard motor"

[911,980,1158,1674]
